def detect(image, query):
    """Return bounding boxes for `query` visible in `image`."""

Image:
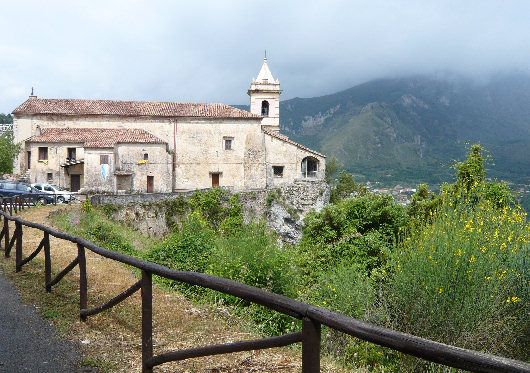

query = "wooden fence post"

[78,243,88,322]
[15,221,23,272]
[302,317,321,373]
[44,232,52,292]
[141,270,153,373]
[2,216,8,257]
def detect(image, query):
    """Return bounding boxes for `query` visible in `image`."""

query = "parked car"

[0,181,54,204]
[31,183,76,204]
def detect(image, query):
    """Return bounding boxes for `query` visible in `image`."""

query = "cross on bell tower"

[248,55,282,132]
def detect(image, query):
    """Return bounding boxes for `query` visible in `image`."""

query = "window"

[273,166,284,177]
[261,100,269,117]
[67,148,76,161]
[47,173,53,182]
[143,153,149,160]
[17,183,31,192]
[100,155,109,165]
[224,137,233,150]
[38,147,48,161]
[27,151,31,169]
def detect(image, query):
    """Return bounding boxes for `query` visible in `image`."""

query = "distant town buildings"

[0,123,13,134]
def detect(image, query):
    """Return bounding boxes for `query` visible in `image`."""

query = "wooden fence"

[1,195,529,373]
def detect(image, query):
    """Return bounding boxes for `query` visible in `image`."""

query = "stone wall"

[90,180,329,243]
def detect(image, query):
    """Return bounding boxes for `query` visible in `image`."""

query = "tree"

[324,156,342,184]
[0,113,13,124]
[453,144,486,193]
[0,131,20,174]
[330,170,368,203]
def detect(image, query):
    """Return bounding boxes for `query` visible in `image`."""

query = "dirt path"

[5,206,315,372]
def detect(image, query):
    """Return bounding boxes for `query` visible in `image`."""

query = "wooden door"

[211,173,219,187]
[71,175,81,192]
[147,176,154,193]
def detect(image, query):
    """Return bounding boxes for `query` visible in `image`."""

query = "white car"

[32,183,76,204]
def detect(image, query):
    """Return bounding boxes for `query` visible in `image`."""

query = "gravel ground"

[0,266,81,373]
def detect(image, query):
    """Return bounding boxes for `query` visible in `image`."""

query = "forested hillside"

[239,73,530,185]
[0,114,13,123]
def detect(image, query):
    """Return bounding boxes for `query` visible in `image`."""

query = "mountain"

[239,73,530,185]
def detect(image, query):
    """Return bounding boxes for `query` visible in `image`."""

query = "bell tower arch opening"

[261,100,269,117]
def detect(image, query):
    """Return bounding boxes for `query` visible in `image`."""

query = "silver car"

[32,183,76,204]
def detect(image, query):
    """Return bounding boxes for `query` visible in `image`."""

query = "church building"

[11,58,326,193]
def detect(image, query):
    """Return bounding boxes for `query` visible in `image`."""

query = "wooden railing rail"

[0,206,529,373]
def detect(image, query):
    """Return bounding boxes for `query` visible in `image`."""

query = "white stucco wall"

[264,133,326,187]
[173,118,266,190]
[115,143,172,193]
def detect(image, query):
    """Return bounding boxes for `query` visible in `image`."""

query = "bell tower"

[248,56,282,132]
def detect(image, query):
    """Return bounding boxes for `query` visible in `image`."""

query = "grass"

[0,205,355,372]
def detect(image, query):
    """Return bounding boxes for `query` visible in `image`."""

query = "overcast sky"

[1,0,530,114]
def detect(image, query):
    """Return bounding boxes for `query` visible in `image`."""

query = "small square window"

[224,137,233,150]
[273,166,284,177]
[100,155,109,165]
[144,153,149,160]
[38,147,48,161]
[47,173,53,182]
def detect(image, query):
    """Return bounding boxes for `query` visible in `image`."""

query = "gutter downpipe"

[172,118,177,192]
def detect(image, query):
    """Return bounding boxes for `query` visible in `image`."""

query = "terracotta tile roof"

[262,129,326,158]
[12,98,261,119]
[26,128,166,148]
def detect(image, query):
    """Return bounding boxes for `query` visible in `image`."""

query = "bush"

[385,197,529,365]
[208,223,297,334]
[298,193,406,283]
[145,212,216,297]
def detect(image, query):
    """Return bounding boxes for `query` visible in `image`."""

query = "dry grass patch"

[0,206,352,372]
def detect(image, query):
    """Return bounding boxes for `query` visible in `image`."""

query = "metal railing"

[0,199,528,373]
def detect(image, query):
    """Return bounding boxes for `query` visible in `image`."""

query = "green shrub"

[164,195,190,231]
[81,199,92,213]
[145,212,216,297]
[207,223,297,334]
[101,203,120,218]
[298,193,406,283]
[386,197,529,365]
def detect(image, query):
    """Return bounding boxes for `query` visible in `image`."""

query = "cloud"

[1,0,530,113]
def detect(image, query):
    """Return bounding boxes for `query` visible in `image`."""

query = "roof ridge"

[12,98,262,119]
[262,129,326,158]
[27,127,167,148]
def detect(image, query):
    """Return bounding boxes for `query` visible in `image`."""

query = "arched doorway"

[301,157,319,178]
